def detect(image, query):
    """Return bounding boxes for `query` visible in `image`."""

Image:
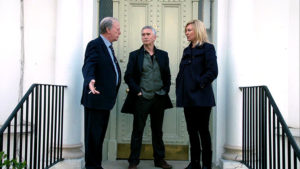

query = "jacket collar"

[96,36,115,67]
[183,42,206,58]
[137,45,161,72]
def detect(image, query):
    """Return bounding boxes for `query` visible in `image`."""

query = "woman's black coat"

[176,42,218,107]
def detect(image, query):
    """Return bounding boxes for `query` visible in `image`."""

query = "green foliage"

[0,152,26,169]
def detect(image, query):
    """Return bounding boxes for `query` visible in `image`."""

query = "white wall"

[0,0,21,123]
[287,0,299,128]
[23,0,57,90]
[0,0,57,123]
[216,0,300,152]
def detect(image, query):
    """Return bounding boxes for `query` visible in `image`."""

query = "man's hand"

[89,79,100,94]
[137,92,142,96]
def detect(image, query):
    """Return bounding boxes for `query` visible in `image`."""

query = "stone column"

[54,0,84,168]
[216,0,254,168]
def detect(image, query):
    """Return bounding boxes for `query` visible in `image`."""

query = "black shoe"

[154,159,172,169]
[185,162,192,169]
[184,162,201,169]
[128,163,137,169]
[202,166,211,169]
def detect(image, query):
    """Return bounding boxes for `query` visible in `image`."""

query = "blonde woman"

[176,20,218,169]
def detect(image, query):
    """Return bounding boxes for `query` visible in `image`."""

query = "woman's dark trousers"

[184,107,212,169]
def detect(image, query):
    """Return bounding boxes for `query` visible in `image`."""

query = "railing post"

[0,133,3,152]
[0,133,2,169]
[0,84,67,169]
[240,86,300,169]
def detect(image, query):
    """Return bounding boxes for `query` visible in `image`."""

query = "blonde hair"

[185,20,209,46]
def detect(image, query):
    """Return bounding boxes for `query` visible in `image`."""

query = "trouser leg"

[84,108,110,169]
[184,107,201,164]
[128,97,151,165]
[150,95,166,161]
[198,107,212,169]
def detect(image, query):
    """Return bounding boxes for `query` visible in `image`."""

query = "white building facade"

[0,0,298,168]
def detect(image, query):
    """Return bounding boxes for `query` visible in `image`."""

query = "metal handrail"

[0,83,67,169]
[240,85,300,169]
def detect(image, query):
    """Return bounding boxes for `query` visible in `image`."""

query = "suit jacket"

[176,42,218,107]
[81,36,121,110]
[121,46,173,114]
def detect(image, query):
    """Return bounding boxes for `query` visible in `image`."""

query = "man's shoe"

[184,162,201,169]
[185,162,192,169]
[128,163,137,169]
[154,159,172,169]
[202,166,211,169]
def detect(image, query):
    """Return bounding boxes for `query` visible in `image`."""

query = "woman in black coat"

[176,20,218,169]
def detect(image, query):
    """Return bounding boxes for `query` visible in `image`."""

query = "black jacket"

[176,42,218,107]
[121,46,173,113]
[81,37,121,110]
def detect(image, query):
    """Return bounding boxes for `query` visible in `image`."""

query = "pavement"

[50,159,221,169]
[102,160,188,169]
[102,160,219,169]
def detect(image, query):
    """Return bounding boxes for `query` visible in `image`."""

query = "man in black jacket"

[81,17,121,169]
[121,26,173,169]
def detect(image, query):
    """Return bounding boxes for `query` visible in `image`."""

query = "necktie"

[109,45,121,85]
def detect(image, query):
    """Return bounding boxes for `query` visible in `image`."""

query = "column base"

[221,145,242,161]
[219,159,248,169]
[62,143,85,159]
[50,143,85,169]
[50,158,85,169]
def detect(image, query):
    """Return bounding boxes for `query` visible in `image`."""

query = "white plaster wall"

[287,0,299,128]
[0,0,21,123]
[55,0,84,145]
[23,0,57,89]
[0,0,57,123]
[216,0,299,151]
[250,0,289,118]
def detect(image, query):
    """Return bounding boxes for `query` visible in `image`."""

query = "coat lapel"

[96,36,121,85]
[155,50,163,68]
[137,46,144,73]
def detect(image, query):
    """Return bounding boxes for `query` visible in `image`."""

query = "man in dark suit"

[121,26,173,169]
[81,17,121,169]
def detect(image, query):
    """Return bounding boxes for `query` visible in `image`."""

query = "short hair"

[141,26,156,36]
[100,17,119,34]
[185,20,209,46]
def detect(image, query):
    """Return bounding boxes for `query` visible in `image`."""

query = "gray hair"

[141,26,156,36]
[100,17,119,34]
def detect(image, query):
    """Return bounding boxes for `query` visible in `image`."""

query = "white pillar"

[216,0,255,167]
[55,0,84,167]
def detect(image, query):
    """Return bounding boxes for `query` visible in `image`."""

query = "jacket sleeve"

[82,41,100,88]
[124,52,141,94]
[162,52,171,93]
[198,44,218,87]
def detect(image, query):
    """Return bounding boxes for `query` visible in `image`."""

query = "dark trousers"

[84,107,110,169]
[184,107,212,168]
[128,95,166,165]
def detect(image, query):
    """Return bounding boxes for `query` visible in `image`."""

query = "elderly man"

[122,26,173,169]
[81,17,121,169]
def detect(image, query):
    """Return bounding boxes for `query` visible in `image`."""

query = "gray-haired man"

[81,17,121,169]
[121,26,173,169]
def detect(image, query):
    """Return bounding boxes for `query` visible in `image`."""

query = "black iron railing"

[0,84,67,169]
[240,86,300,169]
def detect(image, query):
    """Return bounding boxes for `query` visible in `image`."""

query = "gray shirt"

[140,49,165,99]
